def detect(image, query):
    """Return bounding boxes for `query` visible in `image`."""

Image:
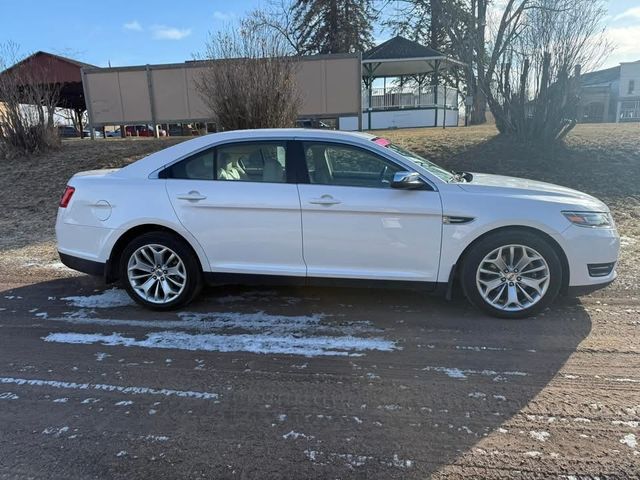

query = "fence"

[363,85,459,111]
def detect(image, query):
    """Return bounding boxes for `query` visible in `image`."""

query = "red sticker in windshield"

[373,138,391,147]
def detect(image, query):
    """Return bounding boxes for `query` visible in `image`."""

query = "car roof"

[116,129,379,178]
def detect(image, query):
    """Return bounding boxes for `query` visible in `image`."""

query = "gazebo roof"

[362,36,464,78]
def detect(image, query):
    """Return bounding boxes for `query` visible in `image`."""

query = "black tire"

[460,230,563,319]
[119,231,202,310]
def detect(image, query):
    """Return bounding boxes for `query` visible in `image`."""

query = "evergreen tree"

[292,0,375,54]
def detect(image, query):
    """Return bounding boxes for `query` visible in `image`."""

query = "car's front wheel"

[461,230,563,319]
[120,231,202,310]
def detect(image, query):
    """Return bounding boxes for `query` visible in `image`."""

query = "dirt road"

[0,271,638,479]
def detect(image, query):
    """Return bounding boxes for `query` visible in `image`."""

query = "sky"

[0,0,639,71]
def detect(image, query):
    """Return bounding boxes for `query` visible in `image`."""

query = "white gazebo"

[361,36,465,130]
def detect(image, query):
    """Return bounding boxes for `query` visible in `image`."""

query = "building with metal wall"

[82,53,363,134]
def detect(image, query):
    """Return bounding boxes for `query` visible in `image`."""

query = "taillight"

[59,186,75,208]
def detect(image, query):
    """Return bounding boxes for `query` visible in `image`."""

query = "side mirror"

[390,171,428,190]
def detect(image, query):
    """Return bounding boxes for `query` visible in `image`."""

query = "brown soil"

[0,126,639,478]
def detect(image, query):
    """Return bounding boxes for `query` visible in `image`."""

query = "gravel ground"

[0,125,638,478]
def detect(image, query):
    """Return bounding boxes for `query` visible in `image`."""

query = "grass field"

[1,123,638,291]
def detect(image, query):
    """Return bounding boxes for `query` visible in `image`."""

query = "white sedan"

[56,129,619,318]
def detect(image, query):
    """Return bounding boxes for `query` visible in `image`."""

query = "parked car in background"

[106,129,121,138]
[296,118,333,129]
[56,129,619,318]
[83,128,103,138]
[57,125,79,138]
[125,125,167,137]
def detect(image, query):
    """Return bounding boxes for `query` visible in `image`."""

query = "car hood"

[458,173,608,210]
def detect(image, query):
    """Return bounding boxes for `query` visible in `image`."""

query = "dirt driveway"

[0,271,638,479]
[0,125,639,478]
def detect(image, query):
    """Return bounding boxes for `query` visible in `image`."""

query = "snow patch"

[530,431,550,442]
[304,449,319,461]
[61,289,133,308]
[95,352,110,362]
[423,366,527,380]
[283,430,314,440]
[455,345,508,352]
[524,451,541,457]
[0,376,218,400]
[43,331,396,357]
[573,417,591,423]
[333,453,372,467]
[50,310,379,336]
[612,420,639,428]
[115,400,133,406]
[621,434,637,449]
[42,426,69,437]
[0,392,19,400]
[144,435,169,442]
[52,398,69,403]
[468,392,486,399]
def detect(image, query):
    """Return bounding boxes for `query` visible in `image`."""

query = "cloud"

[612,6,640,22]
[151,25,192,40]
[213,10,234,21]
[602,25,640,68]
[123,20,143,31]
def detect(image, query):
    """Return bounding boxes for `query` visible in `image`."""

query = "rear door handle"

[177,191,207,201]
[309,195,341,206]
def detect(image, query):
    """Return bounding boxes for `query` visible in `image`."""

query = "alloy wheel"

[127,244,187,304]
[475,244,550,312]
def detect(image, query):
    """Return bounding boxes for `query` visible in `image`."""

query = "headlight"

[562,211,612,228]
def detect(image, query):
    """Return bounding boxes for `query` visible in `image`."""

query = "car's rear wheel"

[120,232,202,310]
[461,230,562,319]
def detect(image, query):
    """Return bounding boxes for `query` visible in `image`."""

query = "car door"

[296,140,443,283]
[163,140,306,277]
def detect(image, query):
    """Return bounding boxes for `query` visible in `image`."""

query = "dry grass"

[1,125,638,290]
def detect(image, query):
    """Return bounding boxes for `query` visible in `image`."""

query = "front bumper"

[565,273,617,297]
[559,224,620,289]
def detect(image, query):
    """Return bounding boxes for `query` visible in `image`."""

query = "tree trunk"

[470,0,487,125]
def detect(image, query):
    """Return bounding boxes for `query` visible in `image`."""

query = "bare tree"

[485,0,609,142]
[0,42,61,156]
[195,22,302,130]
[58,107,87,135]
[245,0,307,55]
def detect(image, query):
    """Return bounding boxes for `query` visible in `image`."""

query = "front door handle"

[177,191,207,201]
[309,195,341,206]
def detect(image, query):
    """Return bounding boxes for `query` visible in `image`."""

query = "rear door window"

[216,142,287,183]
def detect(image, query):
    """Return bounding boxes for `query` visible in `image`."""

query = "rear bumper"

[59,252,106,277]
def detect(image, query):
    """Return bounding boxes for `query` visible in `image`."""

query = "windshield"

[372,138,455,182]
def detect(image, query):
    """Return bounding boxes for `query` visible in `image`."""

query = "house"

[577,65,619,123]
[616,60,640,122]
[578,60,640,123]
